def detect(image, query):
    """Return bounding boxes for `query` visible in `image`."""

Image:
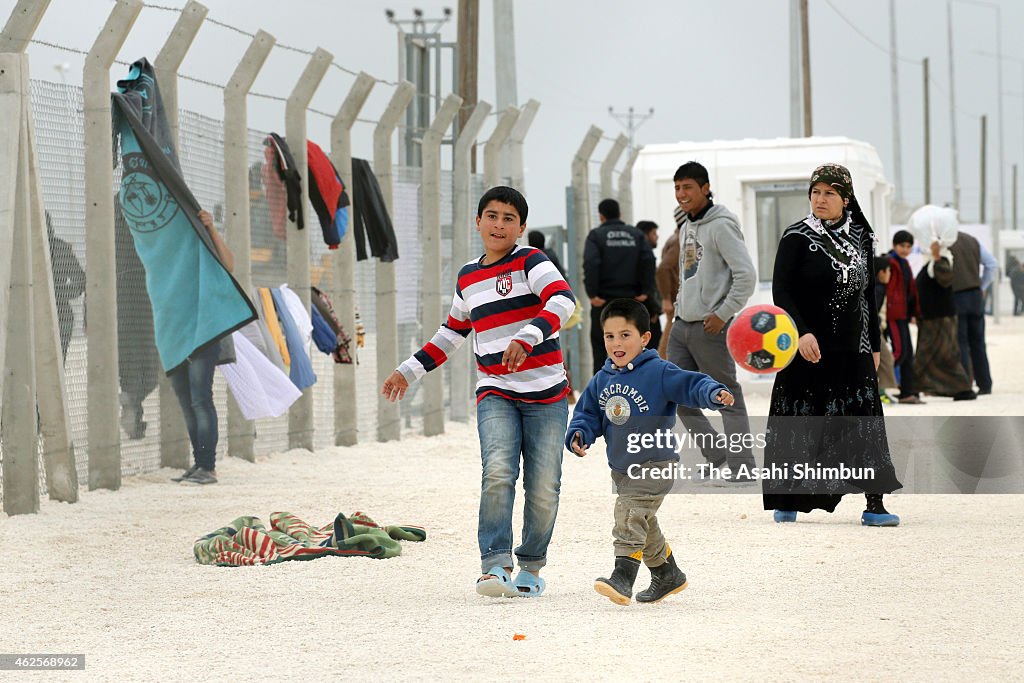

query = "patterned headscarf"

[808,163,853,200]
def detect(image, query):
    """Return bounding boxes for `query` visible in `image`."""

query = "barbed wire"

[36,3,516,125]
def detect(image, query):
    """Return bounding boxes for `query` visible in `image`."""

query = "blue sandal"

[476,566,518,597]
[513,570,546,597]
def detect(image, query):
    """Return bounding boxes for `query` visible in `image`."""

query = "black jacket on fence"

[265,133,304,231]
[351,158,399,263]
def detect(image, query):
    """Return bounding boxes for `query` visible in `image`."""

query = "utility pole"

[608,106,654,148]
[493,0,518,178]
[799,0,813,136]
[457,0,478,171]
[386,7,454,167]
[1013,163,1018,232]
[980,114,988,223]
[924,57,931,205]
[789,0,802,137]
[889,0,903,201]
[947,0,960,210]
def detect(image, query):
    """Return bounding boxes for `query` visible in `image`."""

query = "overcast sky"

[7,0,1024,229]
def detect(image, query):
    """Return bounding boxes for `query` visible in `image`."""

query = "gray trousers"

[610,462,675,567]
[666,318,755,470]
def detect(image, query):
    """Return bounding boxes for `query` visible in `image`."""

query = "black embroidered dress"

[762,212,902,513]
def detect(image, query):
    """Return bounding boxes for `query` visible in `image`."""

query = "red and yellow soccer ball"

[726,304,798,374]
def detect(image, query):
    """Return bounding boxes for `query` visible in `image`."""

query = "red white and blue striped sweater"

[398,245,576,403]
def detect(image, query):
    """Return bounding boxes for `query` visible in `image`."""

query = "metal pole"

[1014,163,1019,232]
[375,81,416,442]
[619,145,642,225]
[507,98,540,192]
[483,105,519,188]
[223,29,274,462]
[83,0,143,491]
[572,125,603,388]
[450,101,491,421]
[980,115,987,223]
[285,47,333,451]
[789,0,802,137]
[924,57,931,205]
[599,133,628,202]
[420,94,463,437]
[889,0,903,202]
[493,0,518,177]
[995,4,1005,238]
[947,0,960,210]
[330,73,376,446]
[153,0,207,471]
[799,0,813,137]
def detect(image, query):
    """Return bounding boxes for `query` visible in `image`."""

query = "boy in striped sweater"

[382,186,575,598]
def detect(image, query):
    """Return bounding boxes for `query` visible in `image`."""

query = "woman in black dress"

[763,164,902,525]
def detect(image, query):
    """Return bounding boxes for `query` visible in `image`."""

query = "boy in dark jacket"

[886,230,922,403]
[566,299,732,606]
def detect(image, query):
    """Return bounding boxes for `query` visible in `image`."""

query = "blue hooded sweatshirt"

[565,349,728,473]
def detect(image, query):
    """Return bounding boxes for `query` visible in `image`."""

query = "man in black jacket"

[583,198,655,374]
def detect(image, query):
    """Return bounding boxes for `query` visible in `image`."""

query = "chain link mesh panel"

[3,80,470,509]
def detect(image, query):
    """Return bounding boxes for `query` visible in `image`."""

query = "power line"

[822,0,983,120]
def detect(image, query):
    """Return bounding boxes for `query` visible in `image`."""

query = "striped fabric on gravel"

[193,512,426,566]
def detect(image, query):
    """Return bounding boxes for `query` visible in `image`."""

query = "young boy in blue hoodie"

[566,298,733,605]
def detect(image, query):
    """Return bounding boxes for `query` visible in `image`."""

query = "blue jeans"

[168,343,219,470]
[476,394,568,573]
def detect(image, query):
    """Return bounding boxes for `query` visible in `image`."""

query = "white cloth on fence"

[279,284,313,356]
[218,331,301,420]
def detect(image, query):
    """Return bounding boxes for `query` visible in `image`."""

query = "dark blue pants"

[168,343,219,470]
[954,288,992,393]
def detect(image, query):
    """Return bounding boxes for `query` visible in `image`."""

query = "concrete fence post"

[1,0,77,509]
[0,53,39,514]
[507,98,540,193]
[599,133,628,204]
[83,0,143,491]
[483,106,518,189]
[450,101,491,421]
[374,81,416,442]
[153,0,207,471]
[25,64,78,504]
[223,29,274,462]
[154,0,207,143]
[571,125,603,388]
[330,73,375,447]
[618,145,642,225]
[420,93,463,437]
[0,0,50,53]
[285,47,333,451]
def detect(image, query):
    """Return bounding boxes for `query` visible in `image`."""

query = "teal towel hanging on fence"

[112,58,256,374]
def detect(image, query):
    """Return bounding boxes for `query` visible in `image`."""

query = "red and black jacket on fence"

[306,140,350,250]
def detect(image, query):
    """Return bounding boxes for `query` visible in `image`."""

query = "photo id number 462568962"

[0,654,85,670]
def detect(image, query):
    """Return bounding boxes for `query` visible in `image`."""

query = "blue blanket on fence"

[112,59,256,373]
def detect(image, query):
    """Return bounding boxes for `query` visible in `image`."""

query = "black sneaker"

[171,464,199,482]
[181,468,217,485]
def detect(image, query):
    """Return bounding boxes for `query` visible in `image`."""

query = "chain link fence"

[1,79,485,505]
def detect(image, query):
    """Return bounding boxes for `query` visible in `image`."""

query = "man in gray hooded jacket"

[666,161,756,481]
